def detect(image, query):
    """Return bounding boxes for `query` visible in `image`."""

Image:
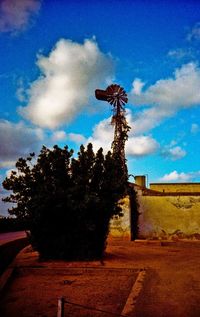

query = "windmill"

[95,84,130,171]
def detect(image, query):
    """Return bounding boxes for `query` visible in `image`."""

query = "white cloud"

[167,48,195,61]
[51,131,86,144]
[191,123,199,134]
[126,135,158,156]
[168,48,189,59]
[87,117,113,153]
[187,22,200,41]
[51,130,67,141]
[0,0,41,33]
[68,133,86,144]
[131,78,145,96]
[131,62,200,108]
[87,116,158,157]
[19,38,114,129]
[132,107,170,135]
[160,170,200,182]
[161,145,186,161]
[0,120,44,163]
[130,63,200,134]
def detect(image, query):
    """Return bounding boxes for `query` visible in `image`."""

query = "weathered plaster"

[138,195,200,239]
[110,182,200,240]
[110,197,131,239]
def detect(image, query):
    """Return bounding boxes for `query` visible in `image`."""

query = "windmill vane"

[95,84,130,171]
[95,84,128,107]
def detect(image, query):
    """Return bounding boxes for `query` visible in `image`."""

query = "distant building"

[110,176,200,240]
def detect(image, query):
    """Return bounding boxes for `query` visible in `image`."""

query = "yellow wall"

[109,197,131,239]
[109,187,200,240]
[138,195,200,239]
[150,183,200,193]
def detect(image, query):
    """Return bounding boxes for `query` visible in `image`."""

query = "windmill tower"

[95,84,130,171]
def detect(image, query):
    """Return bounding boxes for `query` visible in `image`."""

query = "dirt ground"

[1,238,200,317]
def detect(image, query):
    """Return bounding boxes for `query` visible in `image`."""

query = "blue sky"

[1,0,200,215]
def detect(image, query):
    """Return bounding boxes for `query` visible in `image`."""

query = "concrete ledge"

[0,237,28,293]
[0,236,28,275]
[134,239,200,248]
[121,268,146,316]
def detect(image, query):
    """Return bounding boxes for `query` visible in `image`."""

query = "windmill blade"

[95,84,128,106]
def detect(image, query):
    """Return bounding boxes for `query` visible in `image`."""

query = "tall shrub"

[2,144,127,260]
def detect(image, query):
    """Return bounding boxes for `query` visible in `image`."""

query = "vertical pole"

[57,297,64,317]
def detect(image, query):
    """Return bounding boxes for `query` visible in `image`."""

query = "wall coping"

[150,182,200,185]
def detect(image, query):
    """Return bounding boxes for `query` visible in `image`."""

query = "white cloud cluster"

[0,119,44,215]
[51,130,67,142]
[126,135,158,156]
[0,118,44,216]
[168,48,189,59]
[19,38,114,129]
[51,131,86,143]
[0,0,41,33]
[160,170,200,182]
[130,63,200,134]
[0,120,44,165]
[131,78,145,95]
[87,117,113,153]
[90,60,200,159]
[87,116,158,157]
[161,145,186,161]
[68,133,86,144]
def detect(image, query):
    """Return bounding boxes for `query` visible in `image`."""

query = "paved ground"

[108,240,200,317]
[1,238,200,316]
[0,231,27,246]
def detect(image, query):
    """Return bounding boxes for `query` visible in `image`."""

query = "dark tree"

[2,144,128,260]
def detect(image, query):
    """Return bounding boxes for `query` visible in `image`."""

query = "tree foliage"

[2,144,128,260]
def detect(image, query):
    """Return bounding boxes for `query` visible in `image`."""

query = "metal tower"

[95,84,130,170]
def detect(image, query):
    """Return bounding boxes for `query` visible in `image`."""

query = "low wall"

[0,237,28,275]
[138,194,200,239]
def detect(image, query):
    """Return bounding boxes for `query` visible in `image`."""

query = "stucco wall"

[109,197,131,239]
[150,183,200,193]
[138,194,200,239]
[109,186,200,240]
